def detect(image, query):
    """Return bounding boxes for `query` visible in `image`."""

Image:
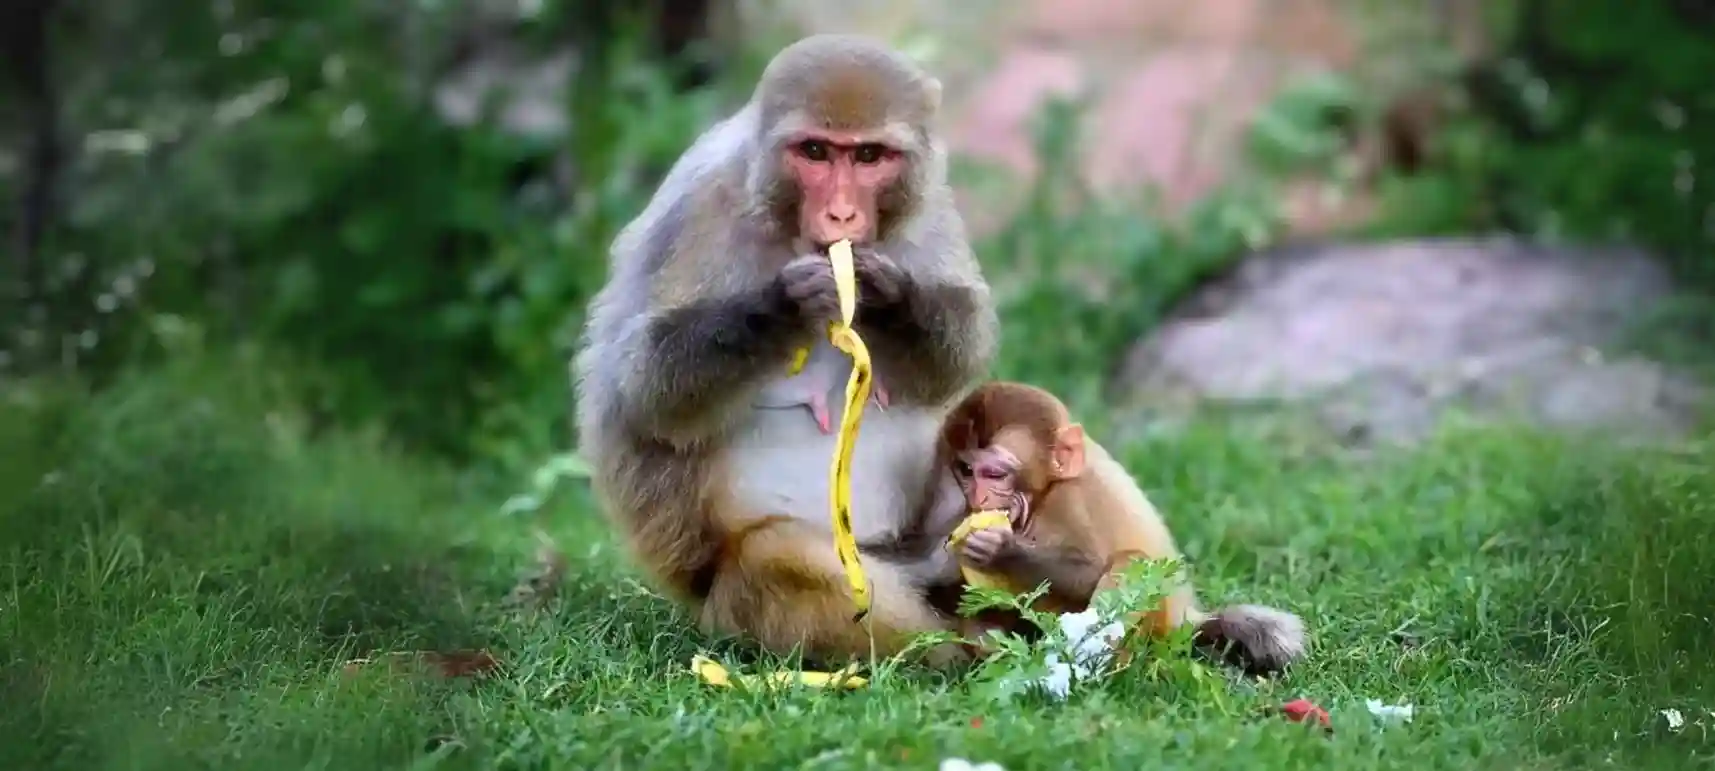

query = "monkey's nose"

[824,204,858,224]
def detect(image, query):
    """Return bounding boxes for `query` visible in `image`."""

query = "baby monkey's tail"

[1187,603,1307,677]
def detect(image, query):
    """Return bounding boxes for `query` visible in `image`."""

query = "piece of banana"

[690,655,869,691]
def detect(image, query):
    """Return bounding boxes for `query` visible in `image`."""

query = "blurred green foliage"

[1365,0,1715,291]
[8,0,1715,472]
[1,0,1287,470]
[2,1,725,468]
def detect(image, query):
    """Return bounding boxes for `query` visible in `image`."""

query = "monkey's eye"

[797,140,831,162]
[853,143,887,164]
[953,460,972,478]
[978,467,1009,481]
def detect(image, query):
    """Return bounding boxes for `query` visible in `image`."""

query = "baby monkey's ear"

[942,415,978,453]
[1051,424,1086,480]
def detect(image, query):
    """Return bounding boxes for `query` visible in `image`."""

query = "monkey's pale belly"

[727,402,943,544]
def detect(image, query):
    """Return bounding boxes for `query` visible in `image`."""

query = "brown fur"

[573,34,997,667]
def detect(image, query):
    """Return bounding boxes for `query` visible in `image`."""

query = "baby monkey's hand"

[960,527,1018,568]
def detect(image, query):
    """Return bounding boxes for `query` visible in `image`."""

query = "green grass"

[3,352,1713,771]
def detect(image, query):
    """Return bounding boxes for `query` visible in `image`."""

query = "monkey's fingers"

[871,380,890,411]
[961,529,1012,565]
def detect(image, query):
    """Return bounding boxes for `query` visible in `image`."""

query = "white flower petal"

[1662,708,1685,731]
[1039,661,1073,700]
[1365,699,1414,723]
[1070,621,1125,667]
[1057,609,1100,641]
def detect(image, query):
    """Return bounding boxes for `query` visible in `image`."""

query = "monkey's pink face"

[786,132,905,246]
[953,446,1027,520]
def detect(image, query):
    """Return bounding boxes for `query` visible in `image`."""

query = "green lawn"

[3,354,1712,770]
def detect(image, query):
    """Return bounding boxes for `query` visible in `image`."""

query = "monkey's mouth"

[810,234,874,253]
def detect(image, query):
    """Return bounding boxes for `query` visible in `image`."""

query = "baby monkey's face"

[953,445,1030,525]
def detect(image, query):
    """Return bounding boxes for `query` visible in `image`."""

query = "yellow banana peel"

[784,240,873,620]
[824,240,873,619]
[690,654,868,691]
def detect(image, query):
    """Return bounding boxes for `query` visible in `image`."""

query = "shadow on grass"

[0,357,506,770]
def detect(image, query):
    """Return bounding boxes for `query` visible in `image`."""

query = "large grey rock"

[1114,237,1708,444]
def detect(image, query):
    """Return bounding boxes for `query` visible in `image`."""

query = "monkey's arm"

[991,541,1107,612]
[603,281,810,444]
[856,243,999,405]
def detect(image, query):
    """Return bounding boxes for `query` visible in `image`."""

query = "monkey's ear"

[923,76,943,114]
[944,415,975,452]
[1052,424,1086,480]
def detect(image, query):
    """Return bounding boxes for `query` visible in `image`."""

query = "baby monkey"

[940,382,1307,676]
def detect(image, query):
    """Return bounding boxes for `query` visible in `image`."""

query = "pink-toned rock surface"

[1085,47,1272,207]
[1013,0,1266,47]
[948,46,1087,180]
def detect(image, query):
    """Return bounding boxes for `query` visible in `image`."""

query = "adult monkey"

[572,34,998,666]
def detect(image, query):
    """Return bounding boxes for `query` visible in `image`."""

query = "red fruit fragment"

[1281,698,1333,733]
[970,717,984,729]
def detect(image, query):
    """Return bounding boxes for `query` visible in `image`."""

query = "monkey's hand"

[851,248,907,308]
[960,527,1019,569]
[848,238,996,408]
[779,254,843,326]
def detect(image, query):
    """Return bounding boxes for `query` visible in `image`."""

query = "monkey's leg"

[1105,566,1201,667]
[701,519,968,668]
